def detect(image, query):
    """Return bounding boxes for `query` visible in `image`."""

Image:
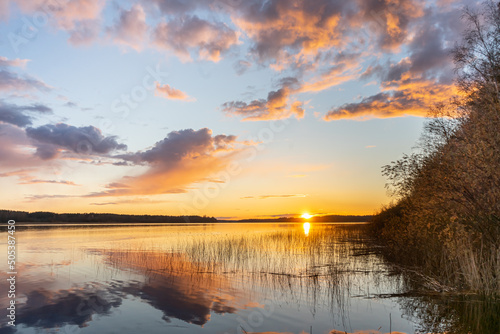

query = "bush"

[373,1,500,295]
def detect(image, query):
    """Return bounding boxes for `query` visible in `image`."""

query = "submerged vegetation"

[372,1,500,295]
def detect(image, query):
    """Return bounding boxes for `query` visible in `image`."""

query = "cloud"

[3,0,471,125]
[222,53,358,121]
[217,0,466,122]
[230,0,352,62]
[363,8,461,86]
[290,101,305,119]
[19,179,80,185]
[233,60,252,75]
[25,194,74,201]
[67,19,101,45]
[325,6,464,120]
[25,123,127,160]
[0,56,49,94]
[0,0,9,21]
[155,83,193,101]
[13,0,104,27]
[0,169,78,185]
[150,0,203,14]
[0,123,32,165]
[152,15,239,62]
[235,332,294,334]
[107,4,148,50]
[0,100,52,127]
[85,128,247,197]
[299,55,363,93]
[0,169,32,177]
[90,198,168,205]
[0,169,79,186]
[324,79,458,120]
[0,56,29,68]
[222,78,304,120]
[241,194,307,199]
[355,0,425,51]
[329,331,407,334]
[0,68,50,92]
[7,0,105,45]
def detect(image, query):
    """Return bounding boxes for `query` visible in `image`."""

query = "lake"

[0,223,498,334]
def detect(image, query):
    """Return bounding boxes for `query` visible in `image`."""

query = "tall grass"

[372,1,500,296]
[100,224,398,316]
[84,223,498,332]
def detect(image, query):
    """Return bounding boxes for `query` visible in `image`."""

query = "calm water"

[0,223,498,334]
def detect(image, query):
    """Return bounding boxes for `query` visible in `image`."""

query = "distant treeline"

[0,210,217,224]
[228,215,372,223]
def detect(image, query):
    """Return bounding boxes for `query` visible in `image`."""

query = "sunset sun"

[0,0,495,332]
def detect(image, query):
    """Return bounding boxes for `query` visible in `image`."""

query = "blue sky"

[0,0,474,218]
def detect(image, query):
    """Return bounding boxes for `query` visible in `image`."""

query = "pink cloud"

[84,128,250,197]
[0,57,29,68]
[155,83,193,101]
[10,0,105,44]
[107,4,148,51]
[152,15,239,62]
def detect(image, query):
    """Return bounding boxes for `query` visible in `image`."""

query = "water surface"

[0,223,497,334]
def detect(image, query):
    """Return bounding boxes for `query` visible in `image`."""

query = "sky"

[0,0,477,219]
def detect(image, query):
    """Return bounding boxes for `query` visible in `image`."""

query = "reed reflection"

[1,223,495,334]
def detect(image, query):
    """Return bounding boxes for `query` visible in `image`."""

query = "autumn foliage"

[372,1,500,295]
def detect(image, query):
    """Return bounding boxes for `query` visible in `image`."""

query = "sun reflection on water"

[303,222,311,236]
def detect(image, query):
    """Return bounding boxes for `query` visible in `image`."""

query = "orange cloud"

[324,79,458,120]
[299,58,362,93]
[240,194,308,200]
[0,168,79,186]
[355,0,425,51]
[324,9,464,121]
[231,0,346,62]
[222,79,304,121]
[155,82,193,101]
[221,0,457,122]
[85,128,250,197]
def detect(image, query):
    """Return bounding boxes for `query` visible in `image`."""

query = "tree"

[375,0,500,294]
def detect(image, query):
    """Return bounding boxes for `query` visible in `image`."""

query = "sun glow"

[303,222,311,236]
[301,213,313,219]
